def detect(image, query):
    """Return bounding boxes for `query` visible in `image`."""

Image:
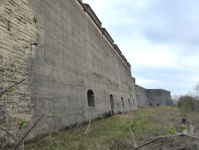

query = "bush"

[177,95,195,111]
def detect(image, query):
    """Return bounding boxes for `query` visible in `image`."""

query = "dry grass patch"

[17,107,199,149]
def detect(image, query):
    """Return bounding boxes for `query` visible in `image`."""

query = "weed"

[132,140,137,147]
[182,125,188,134]
[50,111,56,117]
[19,119,26,129]
[8,87,15,91]
[14,107,199,149]
[33,16,38,23]
[165,124,178,135]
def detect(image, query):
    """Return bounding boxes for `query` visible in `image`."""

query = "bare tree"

[193,80,199,99]
[171,95,180,106]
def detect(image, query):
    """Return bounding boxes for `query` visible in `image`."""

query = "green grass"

[24,108,156,149]
[23,107,199,149]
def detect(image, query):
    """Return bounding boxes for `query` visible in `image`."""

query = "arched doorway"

[121,97,124,106]
[87,90,95,107]
[128,99,130,106]
[110,95,114,114]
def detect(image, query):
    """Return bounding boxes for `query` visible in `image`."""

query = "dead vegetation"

[4,107,199,149]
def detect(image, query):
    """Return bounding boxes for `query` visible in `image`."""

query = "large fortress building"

[0,0,172,142]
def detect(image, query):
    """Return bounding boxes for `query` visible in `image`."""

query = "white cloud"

[82,0,199,95]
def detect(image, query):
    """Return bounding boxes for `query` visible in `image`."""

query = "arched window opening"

[87,90,95,107]
[110,95,114,108]
[128,99,130,106]
[121,97,124,106]
[157,103,159,106]
[150,103,152,106]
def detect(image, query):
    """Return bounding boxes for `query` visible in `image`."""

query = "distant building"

[135,85,173,107]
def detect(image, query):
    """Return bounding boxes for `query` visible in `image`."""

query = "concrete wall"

[146,89,172,107]
[0,0,138,142]
[135,85,149,107]
[163,90,173,105]
[135,85,173,107]
[0,0,173,144]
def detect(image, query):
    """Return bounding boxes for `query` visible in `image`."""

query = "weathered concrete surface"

[146,89,173,106]
[27,0,138,139]
[135,84,173,107]
[0,0,173,144]
[135,85,149,107]
[0,0,137,142]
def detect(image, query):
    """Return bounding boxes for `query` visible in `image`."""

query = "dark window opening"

[133,100,135,106]
[87,90,95,107]
[128,99,130,106]
[121,97,124,106]
[150,103,152,106]
[157,103,159,106]
[110,95,114,108]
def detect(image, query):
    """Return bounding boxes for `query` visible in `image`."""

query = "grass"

[19,107,199,149]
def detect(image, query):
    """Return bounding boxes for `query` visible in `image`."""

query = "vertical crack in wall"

[0,0,38,143]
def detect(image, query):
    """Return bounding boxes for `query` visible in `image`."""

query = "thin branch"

[15,115,44,150]
[129,126,137,148]
[85,115,91,134]
[188,133,199,135]
[0,79,25,97]
[185,134,199,140]
[135,134,181,150]
[135,133,199,150]
[37,116,52,131]
[23,116,50,129]
[68,123,81,139]
[79,114,91,150]
[0,126,16,140]
[73,133,84,139]
[34,107,62,119]
[74,111,94,139]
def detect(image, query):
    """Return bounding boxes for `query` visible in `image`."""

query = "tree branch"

[15,115,44,150]
[0,126,17,140]
[0,79,25,97]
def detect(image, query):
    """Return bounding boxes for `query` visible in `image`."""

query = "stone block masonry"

[0,0,38,142]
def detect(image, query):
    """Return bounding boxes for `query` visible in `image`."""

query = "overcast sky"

[83,0,199,95]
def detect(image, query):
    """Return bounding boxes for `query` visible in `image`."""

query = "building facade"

[135,85,173,107]
[0,0,171,143]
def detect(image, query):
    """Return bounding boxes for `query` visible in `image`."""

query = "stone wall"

[0,0,138,143]
[147,89,173,106]
[146,90,167,106]
[135,85,149,107]
[0,0,38,142]
[162,90,173,105]
[135,85,173,107]
[0,0,173,145]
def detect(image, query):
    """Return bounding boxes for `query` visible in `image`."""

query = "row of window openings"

[88,90,135,107]
[150,103,160,106]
